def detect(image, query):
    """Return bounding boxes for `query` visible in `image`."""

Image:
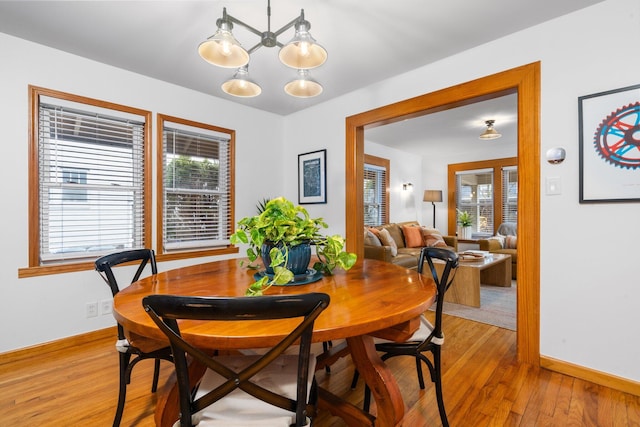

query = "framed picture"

[579,83,640,203]
[298,149,326,204]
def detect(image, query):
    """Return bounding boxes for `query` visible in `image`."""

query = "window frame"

[155,114,237,261]
[447,157,517,236]
[20,85,152,277]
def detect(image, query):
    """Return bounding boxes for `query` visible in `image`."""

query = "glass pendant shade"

[284,69,323,98]
[479,120,502,140]
[198,21,250,68]
[278,21,327,69]
[221,67,262,97]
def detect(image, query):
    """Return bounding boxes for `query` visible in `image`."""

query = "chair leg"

[415,356,426,389]
[322,341,331,374]
[113,352,132,427]
[350,370,359,389]
[433,348,449,427]
[151,358,161,392]
[363,384,372,412]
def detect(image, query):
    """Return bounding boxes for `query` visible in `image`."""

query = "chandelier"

[198,0,327,98]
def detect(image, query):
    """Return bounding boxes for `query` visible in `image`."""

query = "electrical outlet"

[101,299,113,315]
[86,302,98,318]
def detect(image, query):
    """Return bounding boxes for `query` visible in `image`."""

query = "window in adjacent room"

[158,114,235,257]
[502,166,518,224]
[363,154,389,226]
[448,157,517,237]
[26,86,151,272]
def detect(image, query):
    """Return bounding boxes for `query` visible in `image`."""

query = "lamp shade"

[198,21,250,68]
[278,20,327,69]
[284,69,323,97]
[221,67,261,97]
[423,190,443,203]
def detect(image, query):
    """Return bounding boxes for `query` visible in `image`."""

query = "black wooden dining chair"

[143,292,330,427]
[351,247,458,427]
[95,248,173,427]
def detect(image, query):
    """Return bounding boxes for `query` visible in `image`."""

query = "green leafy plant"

[457,209,473,227]
[230,197,357,296]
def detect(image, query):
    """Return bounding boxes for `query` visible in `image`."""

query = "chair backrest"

[417,247,459,341]
[143,292,330,427]
[95,248,157,297]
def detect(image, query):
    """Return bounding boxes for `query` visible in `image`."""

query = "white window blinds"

[38,101,146,263]
[364,163,388,226]
[502,166,518,224]
[162,122,232,251]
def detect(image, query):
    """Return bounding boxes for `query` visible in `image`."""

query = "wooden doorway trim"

[345,62,540,364]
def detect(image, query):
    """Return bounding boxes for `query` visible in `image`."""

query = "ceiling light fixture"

[198,0,327,98]
[479,119,502,140]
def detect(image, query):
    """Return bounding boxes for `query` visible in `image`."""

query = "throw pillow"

[377,228,398,256]
[381,224,405,248]
[364,228,382,246]
[369,227,382,240]
[504,235,517,249]
[420,227,447,248]
[489,235,505,248]
[402,225,424,248]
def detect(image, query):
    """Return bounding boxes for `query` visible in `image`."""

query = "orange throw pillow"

[421,227,448,248]
[402,225,424,248]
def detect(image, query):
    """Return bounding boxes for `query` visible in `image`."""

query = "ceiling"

[0,1,602,153]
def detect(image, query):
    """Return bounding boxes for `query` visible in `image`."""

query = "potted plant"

[230,197,357,295]
[457,209,473,239]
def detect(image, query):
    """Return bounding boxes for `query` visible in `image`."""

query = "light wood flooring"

[1,313,639,426]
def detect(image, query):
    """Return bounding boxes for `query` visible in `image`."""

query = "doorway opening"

[345,62,540,364]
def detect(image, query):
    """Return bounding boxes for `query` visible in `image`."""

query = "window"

[27,86,151,270]
[61,168,88,201]
[158,115,234,256]
[363,154,389,226]
[448,157,517,237]
[456,169,494,236]
[502,166,518,224]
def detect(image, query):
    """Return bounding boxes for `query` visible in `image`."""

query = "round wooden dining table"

[113,257,436,427]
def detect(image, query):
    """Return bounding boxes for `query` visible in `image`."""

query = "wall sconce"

[402,183,413,191]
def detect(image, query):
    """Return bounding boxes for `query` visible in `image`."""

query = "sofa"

[364,221,458,269]
[477,223,517,279]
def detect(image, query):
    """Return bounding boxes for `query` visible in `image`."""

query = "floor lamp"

[423,190,443,228]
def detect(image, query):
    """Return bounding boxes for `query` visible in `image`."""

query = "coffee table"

[432,253,511,307]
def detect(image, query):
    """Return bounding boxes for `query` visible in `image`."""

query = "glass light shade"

[278,21,327,69]
[198,22,250,68]
[479,120,502,140]
[284,70,323,98]
[221,67,261,97]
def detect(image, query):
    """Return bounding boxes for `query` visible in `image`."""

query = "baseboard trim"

[540,355,640,397]
[0,327,116,366]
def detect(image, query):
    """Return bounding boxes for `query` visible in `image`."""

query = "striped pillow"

[504,235,517,249]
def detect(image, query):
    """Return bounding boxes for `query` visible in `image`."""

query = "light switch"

[546,177,561,195]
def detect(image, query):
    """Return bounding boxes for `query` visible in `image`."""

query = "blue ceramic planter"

[261,241,311,275]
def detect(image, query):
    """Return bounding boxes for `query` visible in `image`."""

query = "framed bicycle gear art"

[579,83,640,203]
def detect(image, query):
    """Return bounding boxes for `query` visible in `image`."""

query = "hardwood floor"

[2,313,639,426]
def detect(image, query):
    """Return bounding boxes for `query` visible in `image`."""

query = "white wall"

[2,0,639,384]
[0,33,284,352]
[282,0,640,382]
